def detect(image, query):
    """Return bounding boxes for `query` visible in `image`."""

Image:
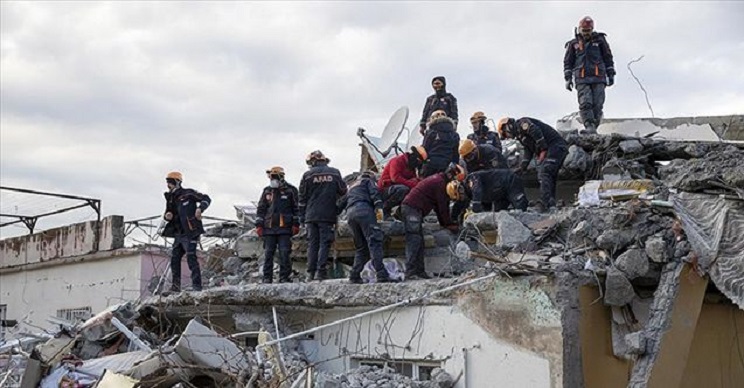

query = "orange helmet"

[497,117,515,139]
[459,139,477,158]
[166,171,183,181]
[410,145,428,161]
[266,166,285,178]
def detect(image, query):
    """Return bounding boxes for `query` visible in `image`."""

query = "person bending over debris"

[421,110,460,177]
[338,172,398,284]
[564,16,615,134]
[498,117,568,211]
[458,139,507,173]
[378,145,427,219]
[300,150,348,281]
[449,169,529,222]
[401,163,465,280]
[256,166,300,284]
[419,76,459,135]
[467,111,503,152]
[161,171,211,292]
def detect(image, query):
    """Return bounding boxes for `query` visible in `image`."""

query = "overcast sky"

[1,1,743,238]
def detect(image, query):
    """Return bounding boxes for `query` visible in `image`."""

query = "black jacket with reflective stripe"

[162,187,211,238]
[256,183,299,235]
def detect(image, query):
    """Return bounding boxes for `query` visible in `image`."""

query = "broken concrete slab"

[175,319,254,378]
[493,211,533,247]
[596,229,634,253]
[625,331,646,356]
[645,235,670,263]
[604,267,636,306]
[615,248,650,279]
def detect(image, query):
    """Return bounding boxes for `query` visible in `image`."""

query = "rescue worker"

[419,76,459,135]
[448,169,529,222]
[401,163,464,280]
[421,110,460,177]
[458,139,507,173]
[299,150,348,281]
[564,16,615,134]
[255,166,300,283]
[161,172,211,292]
[498,117,568,211]
[467,111,503,152]
[338,172,397,284]
[377,146,428,219]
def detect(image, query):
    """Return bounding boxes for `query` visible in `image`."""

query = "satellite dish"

[377,106,409,157]
[406,125,424,151]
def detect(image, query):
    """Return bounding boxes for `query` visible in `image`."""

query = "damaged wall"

[0,248,168,336]
[0,215,125,268]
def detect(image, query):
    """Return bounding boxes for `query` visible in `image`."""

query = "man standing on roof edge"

[564,16,615,134]
[498,117,568,212]
[299,150,348,281]
[419,76,458,135]
[161,171,211,292]
[256,166,300,284]
[378,146,427,219]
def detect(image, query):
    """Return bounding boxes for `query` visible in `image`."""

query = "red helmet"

[579,16,594,31]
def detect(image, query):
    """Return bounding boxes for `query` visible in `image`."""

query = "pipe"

[258,273,499,348]
[110,317,152,352]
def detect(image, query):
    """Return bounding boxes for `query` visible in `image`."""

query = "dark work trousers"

[537,145,569,208]
[420,161,448,178]
[263,234,292,282]
[382,185,410,215]
[402,205,426,276]
[577,83,606,127]
[171,235,201,291]
[347,205,389,281]
[306,222,335,278]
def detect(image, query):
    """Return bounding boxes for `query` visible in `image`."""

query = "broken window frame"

[353,357,442,381]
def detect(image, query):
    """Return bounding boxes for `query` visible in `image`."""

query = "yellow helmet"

[459,139,477,158]
[166,171,183,181]
[446,181,464,201]
[266,166,285,178]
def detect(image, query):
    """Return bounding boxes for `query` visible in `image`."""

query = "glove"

[565,79,573,91]
[607,76,614,87]
[446,224,459,233]
[376,209,384,222]
[292,225,300,236]
[256,226,263,237]
[538,150,548,163]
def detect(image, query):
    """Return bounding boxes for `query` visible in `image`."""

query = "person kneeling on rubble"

[421,110,460,178]
[458,139,507,173]
[338,172,398,284]
[449,169,529,222]
[378,145,428,219]
[161,171,211,292]
[401,163,465,280]
[256,166,300,284]
[498,117,568,212]
[300,150,348,281]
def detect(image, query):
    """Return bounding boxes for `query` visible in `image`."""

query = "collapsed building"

[1,113,743,387]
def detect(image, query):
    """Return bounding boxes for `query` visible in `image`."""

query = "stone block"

[605,267,636,306]
[645,235,670,263]
[615,248,650,279]
[625,331,647,355]
[596,229,634,252]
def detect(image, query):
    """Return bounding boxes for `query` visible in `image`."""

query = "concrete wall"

[287,306,554,388]
[0,215,124,268]
[0,250,154,335]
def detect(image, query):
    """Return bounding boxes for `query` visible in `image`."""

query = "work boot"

[349,277,364,284]
[316,270,328,282]
[580,122,597,135]
[305,272,315,282]
[279,277,291,283]
[262,278,273,284]
[377,277,400,284]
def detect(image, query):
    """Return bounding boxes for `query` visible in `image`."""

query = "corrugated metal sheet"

[672,192,744,309]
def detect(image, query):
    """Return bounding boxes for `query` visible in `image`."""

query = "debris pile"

[314,365,455,388]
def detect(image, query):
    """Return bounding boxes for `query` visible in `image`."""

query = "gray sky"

[2,1,743,238]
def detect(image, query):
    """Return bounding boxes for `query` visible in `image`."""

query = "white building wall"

[0,253,143,334]
[287,305,553,388]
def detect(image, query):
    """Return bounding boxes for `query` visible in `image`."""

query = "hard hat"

[579,16,594,31]
[497,117,513,139]
[166,171,183,181]
[470,111,487,122]
[411,145,428,161]
[306,150,330,166]
[459,139,477,157]
[266,166,285,177]
[446,181,464,201]
[445,163,467,182]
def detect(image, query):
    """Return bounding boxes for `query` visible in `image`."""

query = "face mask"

[270,179,280,188]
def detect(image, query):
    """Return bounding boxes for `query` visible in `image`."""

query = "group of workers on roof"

[160,16,614,290]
